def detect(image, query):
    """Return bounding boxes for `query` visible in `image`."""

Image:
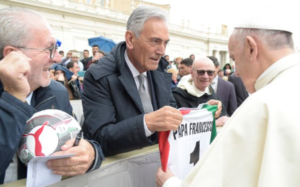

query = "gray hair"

[0,7,47,60]
[232,29,294,50]
[127,5,168,38]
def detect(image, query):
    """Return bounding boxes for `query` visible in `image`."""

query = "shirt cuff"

[143,114,154,137]
[163,176,182,187]
[85,140,99,173]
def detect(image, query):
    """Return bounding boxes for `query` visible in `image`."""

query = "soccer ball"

[18,109,81,165]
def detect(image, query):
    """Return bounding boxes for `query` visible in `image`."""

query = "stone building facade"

[0,0,231,66]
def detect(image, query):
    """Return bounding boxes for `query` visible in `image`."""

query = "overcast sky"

[145,0,299,48]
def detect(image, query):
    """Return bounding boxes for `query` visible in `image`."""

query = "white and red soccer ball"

[18,109,81,165]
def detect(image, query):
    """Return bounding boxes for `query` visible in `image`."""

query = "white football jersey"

[159,104,217,180]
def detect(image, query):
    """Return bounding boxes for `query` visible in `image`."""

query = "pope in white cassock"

[156,4,300,187]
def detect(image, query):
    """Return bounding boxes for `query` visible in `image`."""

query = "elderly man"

[157,5,300,187]
[82,6,183,156]
[173,57,227,125]
[0,8,103,184]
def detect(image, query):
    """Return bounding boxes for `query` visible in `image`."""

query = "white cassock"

[164,53,300,187]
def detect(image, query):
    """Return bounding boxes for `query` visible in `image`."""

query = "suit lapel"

[151,70,172,109]
[118,64,144,113]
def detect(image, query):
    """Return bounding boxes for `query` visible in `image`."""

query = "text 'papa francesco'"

[173,121,213,140]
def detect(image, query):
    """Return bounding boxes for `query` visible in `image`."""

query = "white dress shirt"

[211,75,219,92]
[25,92,33,105]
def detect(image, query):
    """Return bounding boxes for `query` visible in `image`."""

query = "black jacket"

[82,41,176,156]
[216,77,237,116]
[228,73,249,107]
[0,80,103,184]
[172,86,227,117]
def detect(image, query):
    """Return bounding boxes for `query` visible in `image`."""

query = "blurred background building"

[4,0,296,67]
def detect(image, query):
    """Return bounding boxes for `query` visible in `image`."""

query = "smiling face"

[191,58,215,91]
[21,19,60,91]
[126,18,169,73]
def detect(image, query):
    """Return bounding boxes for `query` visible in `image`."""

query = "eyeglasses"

[192,68,215,76]
[14,41,58,59]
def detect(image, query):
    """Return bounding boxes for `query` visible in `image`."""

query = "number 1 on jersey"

[190,141,200,166]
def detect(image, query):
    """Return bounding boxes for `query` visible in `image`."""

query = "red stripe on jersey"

[158,131,171,172]
[180,110,191,115]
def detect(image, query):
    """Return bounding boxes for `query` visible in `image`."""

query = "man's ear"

[245,36,258,61]
[3,46,17,57]
[125,31,135,50]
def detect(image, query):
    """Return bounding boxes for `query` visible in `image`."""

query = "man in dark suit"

[82,6,183,156]
[208,56,237,116]
[228,73,249,107]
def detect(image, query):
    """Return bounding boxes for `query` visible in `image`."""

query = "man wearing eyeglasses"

[0,7,103,184]
[172,57,227,121]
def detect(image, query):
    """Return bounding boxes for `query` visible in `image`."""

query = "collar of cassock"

[255,53,300,91]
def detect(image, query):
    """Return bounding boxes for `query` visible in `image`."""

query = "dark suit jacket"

[82,42,176,156]
[228,73,249,107]
[216,77,237,116]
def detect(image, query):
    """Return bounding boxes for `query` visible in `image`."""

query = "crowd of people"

[0,3,300,187]
[47,45,106,100]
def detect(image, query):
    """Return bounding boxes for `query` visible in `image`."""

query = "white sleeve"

[143,114,154,137]
[163,176,182,187]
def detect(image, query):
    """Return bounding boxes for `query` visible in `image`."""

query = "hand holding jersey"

[158,104,218,182]
[206,99,222,118]
[145,106,183,132]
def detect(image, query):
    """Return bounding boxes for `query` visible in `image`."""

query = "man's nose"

[52,51,61,63]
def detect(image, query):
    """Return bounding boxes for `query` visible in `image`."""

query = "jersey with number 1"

[158,104,217,180]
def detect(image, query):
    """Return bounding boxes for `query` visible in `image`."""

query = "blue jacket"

[0,80,103,184]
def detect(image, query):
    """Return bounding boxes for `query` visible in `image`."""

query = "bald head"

[191,57,215,91]
[192,57,215,70]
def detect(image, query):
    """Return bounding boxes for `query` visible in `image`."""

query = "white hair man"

[0,7,103,184]
[82,5,184,156]
[157,4,300,187]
